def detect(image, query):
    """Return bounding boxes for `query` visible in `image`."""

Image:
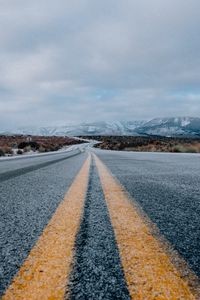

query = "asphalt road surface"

[96,150,200,277]
[68,160,130,300]
[0,145,88,296]
[1,147,200,299]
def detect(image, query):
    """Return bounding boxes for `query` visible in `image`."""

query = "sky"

[0,0,200,129]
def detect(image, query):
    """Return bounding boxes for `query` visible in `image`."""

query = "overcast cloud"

[0,0,200,129]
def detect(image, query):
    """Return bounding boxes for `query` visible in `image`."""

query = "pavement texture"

[0,149,81,175]
[0,150,87,297]
[0,150,81,183]
[1,148,200,299]
[68,159,130,300]
[95,150,200,278]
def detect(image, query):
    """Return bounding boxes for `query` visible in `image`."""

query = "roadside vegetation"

[0,135,85,157]
[81,135,200,153]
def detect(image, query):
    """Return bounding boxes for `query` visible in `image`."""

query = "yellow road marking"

[3,155,91,300]
[94,154,198,300]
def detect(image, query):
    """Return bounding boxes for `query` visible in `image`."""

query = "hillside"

[1,117,200,137]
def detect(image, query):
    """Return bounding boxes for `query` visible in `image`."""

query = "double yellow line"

[3,153,200,299]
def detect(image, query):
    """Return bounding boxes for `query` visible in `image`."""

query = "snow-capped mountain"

[2,117,200,137]
[136,117,200,137]
[14,121,146,136]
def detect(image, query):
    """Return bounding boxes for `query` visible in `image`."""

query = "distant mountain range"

[2,117,200,137]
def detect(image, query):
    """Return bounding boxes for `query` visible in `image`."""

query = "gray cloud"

[0,0,200,129]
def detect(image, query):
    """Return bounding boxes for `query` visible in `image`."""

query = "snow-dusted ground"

[0,143,89,161]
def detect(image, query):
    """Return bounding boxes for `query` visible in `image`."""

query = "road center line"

[2,154,91,300]
[94,154,198,300]
[67,160,130,299]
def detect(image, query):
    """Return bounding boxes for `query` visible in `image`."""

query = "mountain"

[13,121,146,136]
[136,117,200,137]
[2,117,200,137]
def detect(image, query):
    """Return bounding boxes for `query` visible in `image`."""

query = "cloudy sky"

[0,0,200,129]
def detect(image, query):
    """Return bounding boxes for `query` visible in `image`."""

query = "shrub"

[38,146,45,153]
[17,149,23,155]
[18,141,39,150]
[18,142,28,149]
[172,145,183,152]
[4,147,13,155]
[184,146,197,153]
[23,145,32,152]
[0,148,5,156]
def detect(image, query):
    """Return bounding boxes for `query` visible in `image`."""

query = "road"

[96,150,200,276]
[0,147,200,299]
[0,144,88,296]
